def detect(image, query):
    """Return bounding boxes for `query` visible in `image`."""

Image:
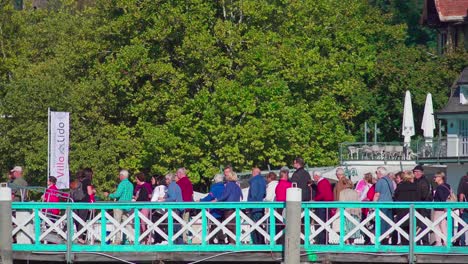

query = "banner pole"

[47,107,50,186]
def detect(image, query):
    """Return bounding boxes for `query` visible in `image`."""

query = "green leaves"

[0,0,465,189]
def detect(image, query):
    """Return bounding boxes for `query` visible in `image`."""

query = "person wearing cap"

[200,174,225,244]
[9,166,28,202]
[413,164,432,245]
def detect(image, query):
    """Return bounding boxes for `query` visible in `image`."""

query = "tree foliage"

[0,0,466,191]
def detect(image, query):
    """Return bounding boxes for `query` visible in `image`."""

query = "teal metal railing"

[11,202,468,255]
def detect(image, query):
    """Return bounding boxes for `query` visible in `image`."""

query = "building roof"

[436,67,468,116]
[422,0,468,25]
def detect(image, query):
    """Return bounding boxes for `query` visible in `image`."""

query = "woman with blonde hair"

[339,178,361,244]
[393,170,418,245]
[433,171,451,246]
[216,171,243,244]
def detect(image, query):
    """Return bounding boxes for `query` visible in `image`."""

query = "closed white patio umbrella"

[402,91,415,158]
[421,93,435,142]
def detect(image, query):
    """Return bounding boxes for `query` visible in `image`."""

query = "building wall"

[437,24,468,54]
[465,26,468,51]
[446,164,467,190]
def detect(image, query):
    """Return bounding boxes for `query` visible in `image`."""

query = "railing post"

[269,206,275,246]
[100,209,106,246]
[134,209,140,246]
[66,206,72,263]
[447,207,453,249]
[409,204,415,264]
[34,207,40,245]
[375,208,381,248]
[168,209,174,246]
[0,183,13,264]
[235,208,241,246]
[304,206,310,248]
[284,184,302,264]
[201,209,207,246]
[339,207,345,247]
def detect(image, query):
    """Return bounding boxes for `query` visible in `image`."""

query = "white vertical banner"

[48,111,70,189]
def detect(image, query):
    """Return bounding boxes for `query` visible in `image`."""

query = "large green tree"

[0,0,466,192]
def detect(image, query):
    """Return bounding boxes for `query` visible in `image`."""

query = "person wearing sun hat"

[9,166,28,202]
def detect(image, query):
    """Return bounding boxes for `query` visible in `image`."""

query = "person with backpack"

[373,166,395,245]
[433,171,451,246]
[71,168,94,244]
[134,172,152,244]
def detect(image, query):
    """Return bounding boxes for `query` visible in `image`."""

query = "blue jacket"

[248,174,266,213]
[218,181,243,202]
[166,181,183,202]
[201,182,225,218]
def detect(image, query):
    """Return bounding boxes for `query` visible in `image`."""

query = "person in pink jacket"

[43,176,60,216]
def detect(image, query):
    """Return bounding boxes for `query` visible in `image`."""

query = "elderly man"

[313,171,333,244]
[9,166,28,202]
[176,168,193,243]
[104,170,134,245]
[373,166,394,245]
[291,157,311,201]
[9,166,32,244]
[247,166,267,244]
[163,173,184,244]
[413,165,432,245]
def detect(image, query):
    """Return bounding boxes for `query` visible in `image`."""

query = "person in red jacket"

[275,166,292,244]
[362,177,376,245]
[275,167,292,202]
[43,176,61,216]
[313,171,333,244]
[176,167,194,244]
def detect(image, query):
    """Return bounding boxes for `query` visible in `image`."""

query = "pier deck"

[7,201,468,263]
[12,251,468,263]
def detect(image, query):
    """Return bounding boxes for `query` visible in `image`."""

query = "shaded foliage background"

[0,0,466,191]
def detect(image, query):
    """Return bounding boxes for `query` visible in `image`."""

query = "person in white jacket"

[265,172,278,202]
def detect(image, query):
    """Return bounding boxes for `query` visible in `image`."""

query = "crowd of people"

[5,156,468,246]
